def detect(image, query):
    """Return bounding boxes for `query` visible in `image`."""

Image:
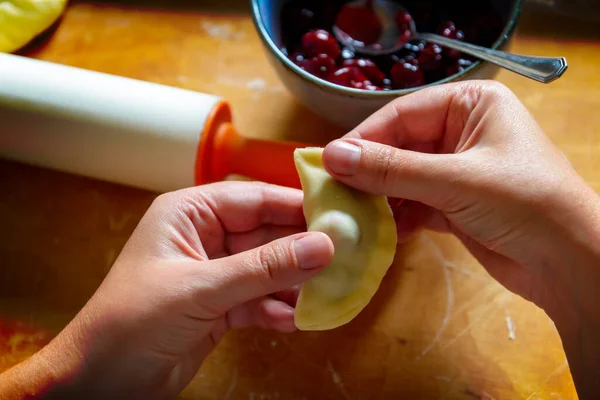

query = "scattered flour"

[202,21,245,40]
[505,313,517,340]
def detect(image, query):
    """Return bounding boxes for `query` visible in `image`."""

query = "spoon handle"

[416,33,568,84]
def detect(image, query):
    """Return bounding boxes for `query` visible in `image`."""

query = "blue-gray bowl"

[251,0,523,130]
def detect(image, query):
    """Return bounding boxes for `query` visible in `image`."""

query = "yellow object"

[0,0,67,53]
[293,148,398,331]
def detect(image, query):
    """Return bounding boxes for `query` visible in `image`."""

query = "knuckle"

[372,146,397,191]
[151,186,200,210]
[256,243,291,282]
[481,81,512,104]
[453,80,512,106]
[482,80,511,95]
[150,192,177,210]
[465,79,510,95]
[446,80,514,130]
[476,80,514,104]
[452,81,486,109]
[256,182,274,224]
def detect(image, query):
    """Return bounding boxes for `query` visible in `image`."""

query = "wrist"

[541,251,600,399]
[543,188,600,313]
[537,183,600,398]
[44,298,174,399]
[0,323,86,399]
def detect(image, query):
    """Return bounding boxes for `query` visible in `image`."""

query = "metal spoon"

[332,0,568,83]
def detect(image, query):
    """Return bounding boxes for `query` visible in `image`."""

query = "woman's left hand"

[0,182,333,399]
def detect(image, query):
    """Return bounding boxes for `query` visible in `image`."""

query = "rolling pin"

[0,53,310,193]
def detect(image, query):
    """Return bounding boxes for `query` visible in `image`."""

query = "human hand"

[0,182,333,399]
[322,80,597,304]
[321,80,600,397]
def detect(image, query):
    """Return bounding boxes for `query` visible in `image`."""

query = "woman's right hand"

[321,80,600,398]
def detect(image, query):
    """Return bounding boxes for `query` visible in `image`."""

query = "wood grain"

[2,1,599,398]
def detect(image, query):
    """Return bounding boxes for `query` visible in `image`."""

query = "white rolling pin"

[0,52,229,193]
[0,53,309,192]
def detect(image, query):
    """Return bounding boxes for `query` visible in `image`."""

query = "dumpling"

[293,147,397,331]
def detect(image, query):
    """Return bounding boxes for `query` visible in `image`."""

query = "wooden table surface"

[1,1,599,399]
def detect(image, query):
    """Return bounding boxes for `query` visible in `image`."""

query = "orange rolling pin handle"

[195,101,312,189]
[195,101,407,208]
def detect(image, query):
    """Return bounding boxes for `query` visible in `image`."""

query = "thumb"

[200,232,334,311]
[322,138,466,209]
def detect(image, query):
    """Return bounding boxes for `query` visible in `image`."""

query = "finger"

[322,138,468,209]
[225,225,305,255]
[166,181,305,233]
[272,285,301,307]
[345,81,488,153]
[227,297,296,333]
[196,232,334,313]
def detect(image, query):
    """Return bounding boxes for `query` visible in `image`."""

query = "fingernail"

[293,233,332,270]
[324,140,361,176]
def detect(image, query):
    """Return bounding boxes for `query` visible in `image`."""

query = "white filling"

[310,210,361,298]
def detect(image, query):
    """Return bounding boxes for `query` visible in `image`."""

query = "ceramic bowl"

[251,0,523,130]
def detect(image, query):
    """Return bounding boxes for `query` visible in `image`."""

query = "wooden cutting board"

[2,1,599,398]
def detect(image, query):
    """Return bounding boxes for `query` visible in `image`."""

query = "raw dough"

[293,147,397,331]
[0,0,68,53]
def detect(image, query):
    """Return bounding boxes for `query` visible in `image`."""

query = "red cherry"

[439,21,456,38]
[327,67,368,88]
[401,54,419,66]
[446,64,460,77]
[394,10,413,45]
[352,81,382,91]
[403,42,421,53]
[395,11,413,29]
[289,51,307,64]
[417,43,443,71]
[398,29,412,45]
[352,80,368,89]
[301,29,341,59]
[312,54,336,77]
[335,2,382,45]
[364,84,383,91]
[341,47,355,60]
[445,30,464,59]
[297,60,316,74]
[391,62,425,89]
[342,58,386,85]
[290,51,316,74]
[446,58,473,76]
